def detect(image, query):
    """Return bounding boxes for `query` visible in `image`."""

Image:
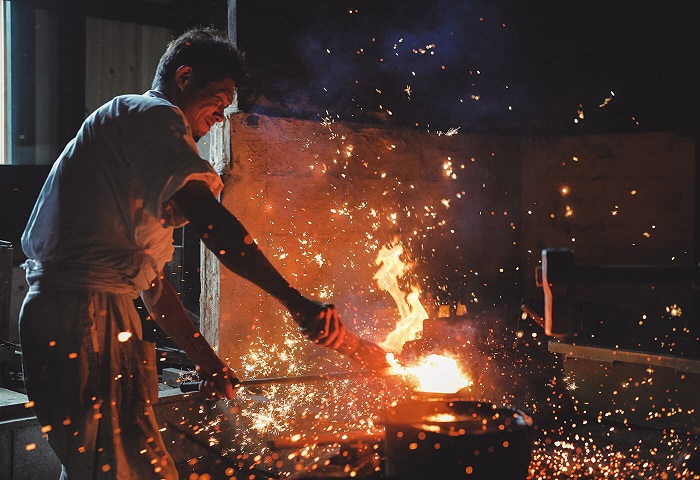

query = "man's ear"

[174,65,193,91]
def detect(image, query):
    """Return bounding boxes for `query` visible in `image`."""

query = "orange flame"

[375,243,471,394]
[374,244,428,352]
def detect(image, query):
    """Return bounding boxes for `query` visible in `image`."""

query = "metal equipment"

[524,247,700,434]
[179,369,389,393]
[531,247,700,339]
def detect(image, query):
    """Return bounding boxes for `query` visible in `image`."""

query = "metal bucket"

[383,400,534,480]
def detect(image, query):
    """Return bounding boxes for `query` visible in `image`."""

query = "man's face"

[177,77,236,140]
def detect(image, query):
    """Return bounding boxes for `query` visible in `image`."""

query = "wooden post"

[0,241,12,342]
[228,0,238,49]
[199,0,239,354]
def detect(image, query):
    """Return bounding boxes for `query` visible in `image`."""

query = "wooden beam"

[57,1,86,148]
[227,0,237,48]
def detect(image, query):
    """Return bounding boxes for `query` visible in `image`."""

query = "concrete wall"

[520,132,695,267]
[203,112,695,370]
[520,132,695,312]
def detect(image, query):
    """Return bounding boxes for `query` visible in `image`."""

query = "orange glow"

[374,243,471,393]
[117,331,132,342]
[389,353,472,394]
[425,413,458,423]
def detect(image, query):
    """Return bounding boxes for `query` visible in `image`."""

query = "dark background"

[3,0,698,251]
[1,0,698,316]
[237,0,699,134]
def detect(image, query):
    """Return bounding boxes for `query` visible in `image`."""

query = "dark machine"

[523,248,700,434]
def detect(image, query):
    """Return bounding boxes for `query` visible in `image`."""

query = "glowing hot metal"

[388,353,472,394]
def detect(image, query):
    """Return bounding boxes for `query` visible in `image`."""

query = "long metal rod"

[268,430,384,450]
[240,369,382,386]
[180,369,390,393]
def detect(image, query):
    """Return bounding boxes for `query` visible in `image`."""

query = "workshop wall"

[204,114,695,370]
[520,132,695,313]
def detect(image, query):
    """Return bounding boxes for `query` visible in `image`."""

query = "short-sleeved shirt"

[21,90,224,295]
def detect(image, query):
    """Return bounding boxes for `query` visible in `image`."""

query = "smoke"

[302,1,517,129]
[239,0,522,130]
[239,0,696,133]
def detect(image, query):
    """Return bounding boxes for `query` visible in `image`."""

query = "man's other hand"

[196,363,239,400]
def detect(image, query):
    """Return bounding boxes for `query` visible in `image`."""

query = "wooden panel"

[85,17,175,114]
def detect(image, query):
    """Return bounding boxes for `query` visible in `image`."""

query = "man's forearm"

[171,181,305,307]
[141,274,222,371]
[170,181,345,350]
[199,213,305,306]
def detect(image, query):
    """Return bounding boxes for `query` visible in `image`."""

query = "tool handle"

[334,331,390,370]
[179,376,241,393]
[180,381,201,393]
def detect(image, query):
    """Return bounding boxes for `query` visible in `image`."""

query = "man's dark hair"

[152,27,245,90]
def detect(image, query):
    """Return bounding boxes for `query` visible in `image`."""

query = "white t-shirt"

[22,90,224,295]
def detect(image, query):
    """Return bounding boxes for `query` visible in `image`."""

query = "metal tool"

[179,369,390,393]
[532,247,700,338]
[332,330,390,370]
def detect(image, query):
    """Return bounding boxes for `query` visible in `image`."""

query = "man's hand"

[171,182,348,350]
[141,273,240,400]
[196,361,240,400]
[287,298,346,350]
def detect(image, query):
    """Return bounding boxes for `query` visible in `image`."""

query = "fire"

[376,243,471,394]
[228,240,473,474]
[406,354,472,393]
[388,353,472,394]
[374,243,428,353]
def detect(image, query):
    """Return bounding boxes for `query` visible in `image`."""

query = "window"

[0,2,5,164]
[1,2,178,165]
[85,17,174,115]
[2,2,60,165]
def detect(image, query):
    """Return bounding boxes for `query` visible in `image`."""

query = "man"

[19,28,345,479]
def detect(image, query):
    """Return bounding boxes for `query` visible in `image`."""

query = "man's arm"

[170,180,345,349]
[140,272,238,399]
